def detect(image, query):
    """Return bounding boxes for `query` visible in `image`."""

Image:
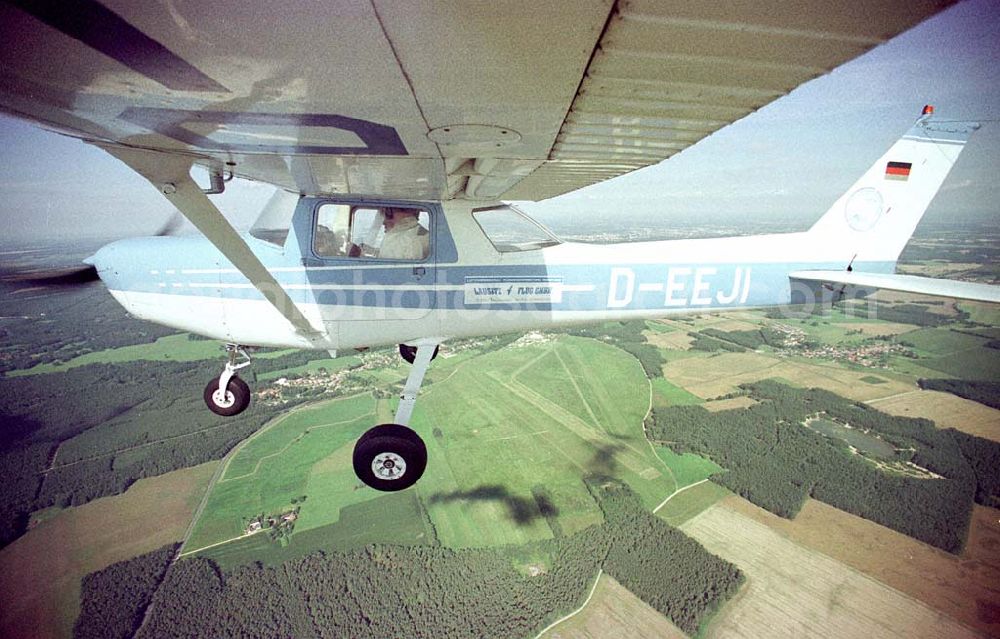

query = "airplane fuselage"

[89,198,877,351]
[87,112,977,353]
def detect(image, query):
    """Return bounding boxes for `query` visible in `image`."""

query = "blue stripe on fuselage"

[102,256,895,313]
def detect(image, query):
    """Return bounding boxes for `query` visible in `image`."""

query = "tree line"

[0,349,328,549]
[73,544,177,639]
[648,379,998,553]
[0,285,176,374]
[699,327,796,351]
[77,477,742,639]
[918,378,1000,410]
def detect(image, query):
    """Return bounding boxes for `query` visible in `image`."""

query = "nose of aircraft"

[84,239,141,290]
[84,242,119,284]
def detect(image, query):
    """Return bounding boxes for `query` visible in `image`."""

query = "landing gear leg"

[399,342,439,364]
[204,344,253,416]
[353,342,437,491]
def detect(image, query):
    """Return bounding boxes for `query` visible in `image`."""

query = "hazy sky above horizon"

[0,0,998,243]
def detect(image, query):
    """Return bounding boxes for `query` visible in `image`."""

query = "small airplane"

[1,1,996,492]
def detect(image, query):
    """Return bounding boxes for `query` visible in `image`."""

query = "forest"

[73,544,177,639]
[760,298,967,327]
[0,284,176,374]
[950,429,1000,508]
[0,282,534,552]
[687,331,746,353]
[918,378,1000,410]
[842,301,966,327]
[75,478,742,639]
[648,380,1000,553]
[698,327,795,351]
[0,348,330,549]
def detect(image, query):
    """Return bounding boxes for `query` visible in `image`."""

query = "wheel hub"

[212,389,235,408]
[372,452,407,480]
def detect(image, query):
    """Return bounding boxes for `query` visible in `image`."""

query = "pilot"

[377,208,429,260]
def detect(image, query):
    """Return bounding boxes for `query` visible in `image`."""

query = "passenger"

[377,208,429,260]
[314,225,342,257]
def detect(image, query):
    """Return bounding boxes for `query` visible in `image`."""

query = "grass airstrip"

[184,335,709,566]
[183,300,992,567]
[5,294,997,636]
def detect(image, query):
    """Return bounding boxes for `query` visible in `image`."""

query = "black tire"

[353,424,427,491]
[399,343,440,364]
[203,375,251,416]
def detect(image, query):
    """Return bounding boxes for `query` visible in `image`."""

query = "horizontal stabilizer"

[789,270,1000,304]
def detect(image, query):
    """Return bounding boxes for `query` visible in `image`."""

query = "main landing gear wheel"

[353,424,427,492]
[399,343,439,364]
[204,375,251,416]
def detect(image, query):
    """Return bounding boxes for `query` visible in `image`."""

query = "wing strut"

[99,144,322,338]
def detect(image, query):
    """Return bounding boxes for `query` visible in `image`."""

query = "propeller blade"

[154,211,184,237]
[0,264,99,287]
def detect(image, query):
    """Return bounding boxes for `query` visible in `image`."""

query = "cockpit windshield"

[472,204,561,253]
[249,189,299,247]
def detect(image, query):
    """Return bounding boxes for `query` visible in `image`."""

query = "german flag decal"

[885,161,912,181]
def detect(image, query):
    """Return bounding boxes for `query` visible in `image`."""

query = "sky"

[0,0,998,243]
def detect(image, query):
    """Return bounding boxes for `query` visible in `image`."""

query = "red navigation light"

[922,104,935,115]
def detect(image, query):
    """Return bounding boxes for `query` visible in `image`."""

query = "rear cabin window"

[472,205,560,253]
[314,204,430,260]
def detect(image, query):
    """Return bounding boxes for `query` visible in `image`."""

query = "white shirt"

[378,216,429,260]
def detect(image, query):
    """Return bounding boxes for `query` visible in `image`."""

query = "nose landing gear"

[204,344,253,416]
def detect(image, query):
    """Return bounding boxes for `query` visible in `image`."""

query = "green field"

[644,320,674,333]
[781,317,864,344]
[655,481,731,527]
[959,301,1000,325]
[651,377,702,407]
[9,333,294,377]
[899,328,1000,379]
[902,327,987,356]
[185,335,675,561]
[184,394,378,552]
[416,336,672,547]
[198,490,435,569]
[655,448,723,488]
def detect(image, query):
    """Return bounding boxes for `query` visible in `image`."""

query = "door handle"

[412,266,426,278]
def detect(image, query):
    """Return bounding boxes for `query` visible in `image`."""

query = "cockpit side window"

[314,204,430,260]
[472,204,561,253]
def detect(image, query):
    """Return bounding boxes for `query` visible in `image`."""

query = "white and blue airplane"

[1,1,996,491]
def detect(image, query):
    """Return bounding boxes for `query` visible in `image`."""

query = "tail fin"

[807,106,978,266]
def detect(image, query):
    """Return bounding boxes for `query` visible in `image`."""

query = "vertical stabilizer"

[807,107,978,266]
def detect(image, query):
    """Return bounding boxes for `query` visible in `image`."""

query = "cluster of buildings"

[255,337,495,405]
[766,322,911,367]
[246,510,298,535]
[767,323,809,348]
[793,342,910,367]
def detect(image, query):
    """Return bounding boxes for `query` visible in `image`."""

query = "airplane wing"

[0,0,955,202]
[790,270,1000,304]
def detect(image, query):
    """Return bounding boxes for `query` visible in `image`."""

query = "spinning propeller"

[0,212,184,288]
